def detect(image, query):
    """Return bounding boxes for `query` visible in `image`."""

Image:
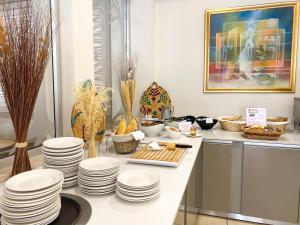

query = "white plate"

[43,161,80,169]
[117,181,159,191]
[1,206,60,225]
[43,147,84,156]
[3,178,63,198]
[78,182,116,190]
[0,197,60,218]
[117,184,160,196]
[80,188,115,195]
[117,188,159,197]
[79,157,120,172]
[3,203,60,223]
[184,132,203,138]
[44,157,83,166]
[117,169,160,189]
[116,189,159,202]
[78,179,116,187]
[43,137,83,149]
[78,172,119,181]
[1,188,61,206]
[43,151,84,160]
[5,169,63,192]
[0,195,58,212]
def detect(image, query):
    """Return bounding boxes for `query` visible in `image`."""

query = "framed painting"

[204,2,299,92]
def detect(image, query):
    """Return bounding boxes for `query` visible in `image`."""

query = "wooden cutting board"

[128,145,187,167]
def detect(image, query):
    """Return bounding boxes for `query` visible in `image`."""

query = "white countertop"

[200,127,300,146]
[61,135,202,225]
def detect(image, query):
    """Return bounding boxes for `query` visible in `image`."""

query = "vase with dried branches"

[0,1,52,176]
[116,58,137,122]
[74,80,111,158]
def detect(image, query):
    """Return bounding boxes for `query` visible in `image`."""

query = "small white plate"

[184,132,203,138]
[117,169,159,189]
[116,189,159,202]
[79,157,120,172]
[5,169,63,192]
[43,137,83,150]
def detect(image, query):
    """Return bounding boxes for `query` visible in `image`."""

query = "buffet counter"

[201,127,300,146]
[0,135,202,225]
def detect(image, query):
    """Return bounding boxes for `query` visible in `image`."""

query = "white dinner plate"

[78,178,116,187]
[1,208,60,225]
[1,188,61,206]
[117,170,160,189]
[5,169,63,192]
[3,203,60,223]
[3,178,63,198]
[43,161,80,169]
[79,157,120,172]
[0,197,60,218]
[116,185,160,196]
[43,151,84,160]
[42,147,84,156]
[80,187,115,195]
[116,189,160,202]
[116,181,159,191]
[78,182,116,190]
[0,194,58,212]
[43,137,83,150]
[78,172,119,181]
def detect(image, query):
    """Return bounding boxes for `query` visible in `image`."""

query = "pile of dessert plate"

[116,169,160,202]
[42,137,84,188]
[0,169,63,225]
[78,157,120,195]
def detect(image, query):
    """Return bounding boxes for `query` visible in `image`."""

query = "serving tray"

[128,145,187,167]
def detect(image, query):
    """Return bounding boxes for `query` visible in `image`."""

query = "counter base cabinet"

[202,141,243,214]
[242,144,300,223]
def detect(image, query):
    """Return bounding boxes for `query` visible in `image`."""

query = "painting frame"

[204,2,299,93]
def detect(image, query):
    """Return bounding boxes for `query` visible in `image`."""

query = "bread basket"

[267,117,290,131]
[110,113,140,154]
[217,116,246,132]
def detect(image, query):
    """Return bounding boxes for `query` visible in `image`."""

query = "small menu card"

[178,121,192,134]
[246,108,267,126]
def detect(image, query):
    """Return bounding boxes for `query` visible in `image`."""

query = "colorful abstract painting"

[204,2,299,92]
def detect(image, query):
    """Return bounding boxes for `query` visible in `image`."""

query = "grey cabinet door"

[242,143,300,223]
[202,140,243,213]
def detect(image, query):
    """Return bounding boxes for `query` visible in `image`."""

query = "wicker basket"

[217,116,246,132]
[111,133,140,154]
[111,113,140,154]
[243,127,283,140]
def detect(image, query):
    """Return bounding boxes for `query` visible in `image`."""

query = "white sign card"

[246,108,267,126]
[178,121,192,134]
[205,118,214,124]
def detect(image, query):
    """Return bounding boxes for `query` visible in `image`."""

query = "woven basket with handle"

[110,113,140,154]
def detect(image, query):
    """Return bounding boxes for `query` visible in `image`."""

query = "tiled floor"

[174,212,262,225]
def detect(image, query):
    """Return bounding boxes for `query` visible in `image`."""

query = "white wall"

[59,0,94,136]
[131,0,300,120]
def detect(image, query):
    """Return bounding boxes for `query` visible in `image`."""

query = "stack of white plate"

[78,157,120,195]
[116,169,160,202]
[0,169,63,225]
[42,137,84,188]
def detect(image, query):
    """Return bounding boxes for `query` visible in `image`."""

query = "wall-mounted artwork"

[204,2,299,92]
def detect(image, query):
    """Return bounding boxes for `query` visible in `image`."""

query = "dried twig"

[0,0,52,175]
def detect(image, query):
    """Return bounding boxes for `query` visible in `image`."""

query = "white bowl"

[140,124,164,137]
[267,120,290,130]
[165,126,181,139]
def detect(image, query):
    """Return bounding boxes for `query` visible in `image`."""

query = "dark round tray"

[50,193,92,225]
